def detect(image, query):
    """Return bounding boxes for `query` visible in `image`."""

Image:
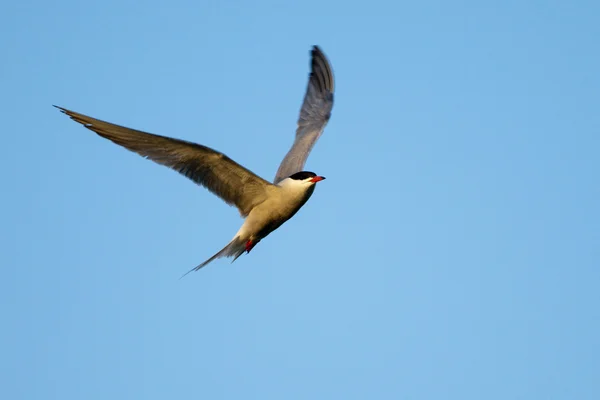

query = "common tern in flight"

[56,45,334,274]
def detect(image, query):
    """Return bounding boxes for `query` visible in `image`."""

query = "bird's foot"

[245,240,256,253]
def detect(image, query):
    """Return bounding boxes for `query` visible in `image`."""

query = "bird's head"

[288,171,326,184]
[278,171,326,193]
[279,171,325,201]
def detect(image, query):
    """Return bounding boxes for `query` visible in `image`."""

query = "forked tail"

[180,236,246,278]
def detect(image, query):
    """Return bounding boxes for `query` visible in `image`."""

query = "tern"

[56,45,334,274]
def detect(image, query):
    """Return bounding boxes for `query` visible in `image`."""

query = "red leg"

[245,240,256,253]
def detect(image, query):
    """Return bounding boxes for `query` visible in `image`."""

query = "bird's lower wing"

[56,106,273,216]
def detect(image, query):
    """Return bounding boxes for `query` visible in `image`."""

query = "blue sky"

[2,0,599,398]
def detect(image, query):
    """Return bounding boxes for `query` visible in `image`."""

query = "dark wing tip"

[54,105,95,129]
[310,46,334,94]
[54,105,78,121]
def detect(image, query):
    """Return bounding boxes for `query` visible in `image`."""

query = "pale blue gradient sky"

[2,1,599,399]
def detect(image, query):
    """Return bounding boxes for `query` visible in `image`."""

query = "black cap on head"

[289,171,317,181]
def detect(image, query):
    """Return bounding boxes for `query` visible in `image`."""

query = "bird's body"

[200,173,322,271]
[237,177,315,246]
[56,46,334,274]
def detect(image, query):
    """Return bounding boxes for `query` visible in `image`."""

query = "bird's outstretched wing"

[273,46,335,183]
[56,106,273,216]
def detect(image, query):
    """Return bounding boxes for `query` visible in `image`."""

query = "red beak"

[310,176,326,183]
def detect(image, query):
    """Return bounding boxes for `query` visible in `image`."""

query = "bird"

[55,45,334,275]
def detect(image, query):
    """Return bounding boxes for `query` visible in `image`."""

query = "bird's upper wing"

[56,106,273,216]
[273,46,335,183]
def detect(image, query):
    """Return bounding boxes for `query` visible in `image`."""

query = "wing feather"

[274,46,335,183]
[55,106,272,216]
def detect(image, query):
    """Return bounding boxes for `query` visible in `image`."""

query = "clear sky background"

[2,1,599,399]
